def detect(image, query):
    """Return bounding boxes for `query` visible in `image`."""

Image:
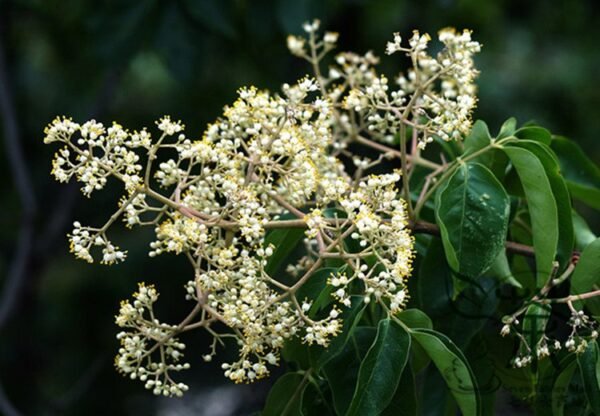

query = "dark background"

[0,0,598,414]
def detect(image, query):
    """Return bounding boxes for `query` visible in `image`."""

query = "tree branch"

[408,220,536,257]
[264,216,537,258]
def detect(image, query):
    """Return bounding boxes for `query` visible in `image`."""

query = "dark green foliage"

[345,319,410,415]
[570,238,600,315]
[262,373,308,416]
[265,119,600,416]
[435,162,510,277]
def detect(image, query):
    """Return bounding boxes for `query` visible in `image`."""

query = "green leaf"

[284,287,362,370]
[497,117,517,139]
[551,360,577,416]
[396,308,433,330]
[264,213,305,276]
[488,250,522,288]
[301,381,333,415]
[421,366,458,416]
[514,126,552,145]
[419,241,499,352]
[511,254,536,293]
[450,273,472,300]
[262,373,307,416]
[296,267,339,317]
[502,145,559,286]
[418,239,453,319]
[323,327,376,415]
[440,278,499,350]
[346,319,411,416]
[411,329,480,416]
[465,340,499,416]
[504,140,573,269]
[463,120,492,156]
[312,296,365,370]
[536,354,576,414]
[485,331,535,402]
[281,336,311,370]
[463,121,509,179]
[397,308,434,373]
[551,136,600,210]
[577,341,600,414]
[380,360,418,416]
[435,162,510,277]
[572,210,596,251]
[570,238,600,316]
[434,135,461,160]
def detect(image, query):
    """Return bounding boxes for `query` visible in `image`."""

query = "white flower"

[287,35,305,56]
[324,31,339,44]
[156,116,184,135]
[385,32,402,55]
[302,19,320,33]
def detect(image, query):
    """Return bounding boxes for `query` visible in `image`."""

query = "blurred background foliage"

[0,0,598,414]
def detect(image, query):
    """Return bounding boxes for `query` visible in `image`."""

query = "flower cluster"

[334,172,413,311]
[115,283,190,397]
[290,24,481,150]
[42,21,497,396]
[383,28,481,146]
[68,221,126,264]
[45,118,143,196]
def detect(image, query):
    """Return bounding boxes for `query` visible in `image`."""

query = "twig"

[542,290,600,304]
[355,134,440,170]
[408,220,536,257]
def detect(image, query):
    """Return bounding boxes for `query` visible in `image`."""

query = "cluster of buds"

[501,305,599,368]
[565,310,599,353]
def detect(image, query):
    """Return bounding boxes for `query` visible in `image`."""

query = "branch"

[542,289,600,304]
[408,220,536,257]
[262,217,536,258]
[144,187,539,259]
[355,134,440,170]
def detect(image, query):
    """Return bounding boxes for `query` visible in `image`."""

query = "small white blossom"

[287,35,306,56]
[302,19,320,34]
[156,116,184,135]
